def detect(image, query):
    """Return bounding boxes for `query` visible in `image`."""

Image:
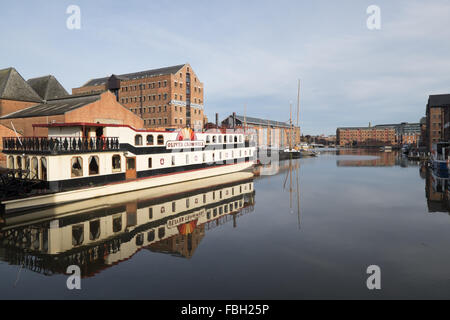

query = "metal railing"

[2,136,120,154]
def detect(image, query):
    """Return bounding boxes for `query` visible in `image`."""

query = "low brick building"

[0,91,144,137]
[72,63,204,130]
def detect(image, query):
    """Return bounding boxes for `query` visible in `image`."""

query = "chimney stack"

[215,113,219,127]
[232,112,236,129]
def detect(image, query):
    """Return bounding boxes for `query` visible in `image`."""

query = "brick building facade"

[336,126,396,147]
[425,94,450,151]
[0,91,144,137]
[72,63,205,130]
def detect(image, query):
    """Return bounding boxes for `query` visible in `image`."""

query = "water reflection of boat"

[0,172,255,277]
[424,166,450,214]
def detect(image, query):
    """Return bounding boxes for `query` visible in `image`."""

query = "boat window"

[148,157,153,168]
[147,230,155,242]
[206,135,210,143]
[89,220,100,240]
[172,202,176,212]
[24,156,30,172]
[218,135,223,143]
[186,198,190,208]
[31,157,38,179]
[41,158,47,180]
[213,208,217,217]
[72,225,84,246]
[8,156,14,169]
[239,135,242,143]
[147,135,154,145]
[186,154,189,165]
[135,134,143,146]
[113,216,122,233]
[172,156,175,166]
[224,135,227,143]
[157,135,164,145]
[203,153,206,162]
[112,155,121,171]
[203,194,206,203]
[71,157,83,177]
[16,156,22,171]
[149,207,153,219]
[89,156,99,175]
[212,136,217,143]
[234,136,238,143]
[136,234,144,246]
[158,227,165,239]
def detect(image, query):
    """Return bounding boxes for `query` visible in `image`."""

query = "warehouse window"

[157,135,164,145]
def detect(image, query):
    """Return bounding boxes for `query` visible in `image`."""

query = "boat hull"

[1,160,254,215]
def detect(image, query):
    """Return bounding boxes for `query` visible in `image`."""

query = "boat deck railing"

[2,136,121,154]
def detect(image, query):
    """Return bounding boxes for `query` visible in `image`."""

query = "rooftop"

[0,93,101,119]
[27,75,69,100]
[428,94,450,107]
[0,67,43,102]
[83,64,186,87]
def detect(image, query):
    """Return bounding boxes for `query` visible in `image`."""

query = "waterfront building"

[0,67,70,166]
[425,94,450,151]
[221,114,300,149]
[0,90,144,136]
[336,126,396,147]
[374,122,421,145]
[72,63,205,130]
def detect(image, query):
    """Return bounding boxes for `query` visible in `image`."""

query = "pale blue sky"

[1,0,449,134]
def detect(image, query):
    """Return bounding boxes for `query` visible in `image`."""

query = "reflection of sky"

[1,153,449,299]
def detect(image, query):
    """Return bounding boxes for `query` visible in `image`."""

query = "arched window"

[224,135,227,143]
[212,136,217,143]
[8,156,14,169]
[16,156,22,171]
[72,225,84,246]
[31,157,38,179]
[89,156,99,175]
[147,135,154,145]
[157,135,164,145]
[234,136,238,143]
[218,135,223,143]
[206,135,211,143]
[71,157,83,177]
[40,158,47,180]
[135,135,143,146]
[112,155,121,172]
[89,220,100,240]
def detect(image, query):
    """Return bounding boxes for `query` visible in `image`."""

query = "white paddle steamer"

[1,122,255,213]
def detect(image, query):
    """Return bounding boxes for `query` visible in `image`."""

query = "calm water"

[1,149,450,299]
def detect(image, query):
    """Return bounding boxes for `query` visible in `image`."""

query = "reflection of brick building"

[72,64,204,130]
[336,126,396,147]
[336,149,396,167]
[147,225,205,259]
[222,115,300,148]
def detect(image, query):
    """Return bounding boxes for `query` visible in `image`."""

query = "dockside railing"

[2,136,120,154]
